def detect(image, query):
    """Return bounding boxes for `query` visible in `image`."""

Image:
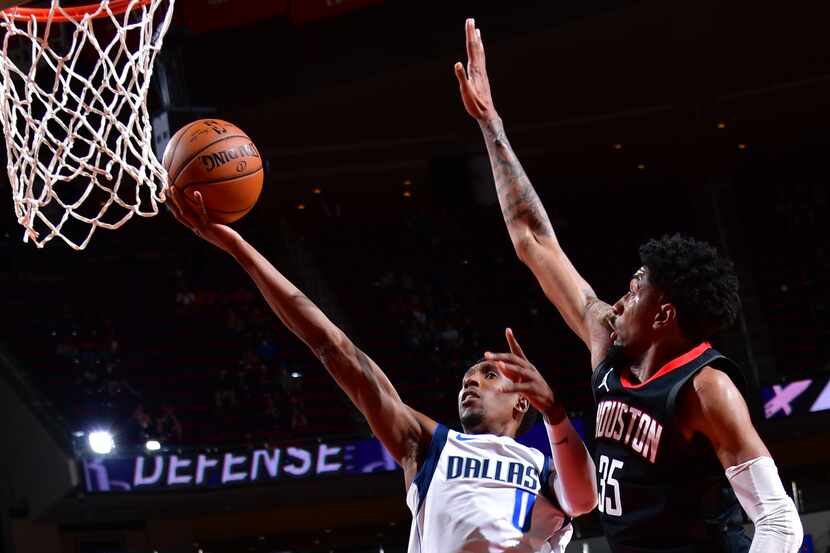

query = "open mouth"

[461,390,480,404]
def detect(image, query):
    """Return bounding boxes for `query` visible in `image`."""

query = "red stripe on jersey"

[620,342,712,389]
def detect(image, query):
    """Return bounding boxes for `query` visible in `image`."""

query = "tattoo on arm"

[317,341,374,380]
[480,119,554,238]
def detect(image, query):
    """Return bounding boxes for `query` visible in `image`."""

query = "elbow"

[566,494,598,518]
[755,500,803,553]
[513,234,537,265]
[789,522,804,553]
[311,329,352,361]
[514,232,559,269]
[776,505,804,553]
[764,519,804,553]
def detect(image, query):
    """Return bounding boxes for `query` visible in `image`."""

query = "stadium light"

[145,440,161,451]
[290,371,302,379]
[88,431,114,454]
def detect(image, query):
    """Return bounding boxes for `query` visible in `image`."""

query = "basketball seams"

[167,119,262,224]
[163,120,200,174]
[171,134,252,186]
[202,205,256,215]
[179,166,263,192]
[183,192,257,215]
[181,169,262,216]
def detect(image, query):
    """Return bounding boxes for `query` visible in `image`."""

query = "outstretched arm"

[486,329,597,517]
[167,189,435,481]
[454,19,613,366]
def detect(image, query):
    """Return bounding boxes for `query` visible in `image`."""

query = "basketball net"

[0,0,175,249]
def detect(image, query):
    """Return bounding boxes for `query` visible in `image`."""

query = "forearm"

[225,234,402,405]
[479,116,555,251]
[480,119,599,343]
[225,234,342,352]
[545,408,598,516]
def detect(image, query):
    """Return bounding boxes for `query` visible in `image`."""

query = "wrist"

[222,230,246,257]
[543,402,567,426]
[477,113,503,133]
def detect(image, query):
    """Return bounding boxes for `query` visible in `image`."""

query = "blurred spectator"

[215,369,238,410]
[290,395,308,433]
[156,404,183,444]
[123,403,153,445]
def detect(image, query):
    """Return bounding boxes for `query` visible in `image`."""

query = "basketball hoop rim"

[1,0,153,22]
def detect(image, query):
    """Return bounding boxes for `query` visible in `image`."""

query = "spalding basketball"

[163,119,263,223]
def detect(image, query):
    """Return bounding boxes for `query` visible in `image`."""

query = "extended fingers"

[168,187,202,229]
[500,381,533,395]
[484,351,528,366]
[493,360,530,382]
[454,61,468,83]
[465,18,477,65]
[466,19,486,64]
[193,191,210,225]
[505,328,527,359]
[166,187,185,220]
[473,26,486,63]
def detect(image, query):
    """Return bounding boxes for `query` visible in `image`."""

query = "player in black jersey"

[455,18,803,553]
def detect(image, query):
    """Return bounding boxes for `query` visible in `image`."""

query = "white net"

[0,0,175,249]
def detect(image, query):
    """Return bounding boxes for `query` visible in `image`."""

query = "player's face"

[458,362,520,434]
[609,267,664,357]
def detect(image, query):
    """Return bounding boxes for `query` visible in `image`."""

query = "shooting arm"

[226,235,433,466]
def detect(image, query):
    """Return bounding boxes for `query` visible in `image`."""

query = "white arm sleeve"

[725,456,803,553]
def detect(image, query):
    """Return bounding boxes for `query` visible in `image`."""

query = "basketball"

[162,119,264,223]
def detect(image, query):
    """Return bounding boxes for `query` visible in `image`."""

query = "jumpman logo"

[598,368,614,392]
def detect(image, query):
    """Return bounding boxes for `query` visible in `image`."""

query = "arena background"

[0,0,829,551]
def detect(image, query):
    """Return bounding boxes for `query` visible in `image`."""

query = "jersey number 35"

[598,454,624,517]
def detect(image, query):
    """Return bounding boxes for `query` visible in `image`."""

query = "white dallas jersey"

[407,424,572,553]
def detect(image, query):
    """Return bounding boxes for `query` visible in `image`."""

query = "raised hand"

[485,328,566,424]
[166,186,241,253]
[454,18,498,122]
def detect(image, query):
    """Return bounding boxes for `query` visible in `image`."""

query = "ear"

[515,395,529,414]
[653,302,677,330]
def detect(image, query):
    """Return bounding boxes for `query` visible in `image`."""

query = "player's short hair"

[469,357,539,436]
[639,234,741,343]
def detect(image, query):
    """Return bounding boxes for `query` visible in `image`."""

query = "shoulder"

[409,410,441,463]
[688,366,745,410]
[677,366,750,444]
[411,409,439,437]
[404,418,446,491]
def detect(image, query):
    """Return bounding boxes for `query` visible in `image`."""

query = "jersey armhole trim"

[412,423,449,513]
[665,350,726,421]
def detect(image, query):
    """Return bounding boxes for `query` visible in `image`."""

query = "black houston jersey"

[591,342,751,553]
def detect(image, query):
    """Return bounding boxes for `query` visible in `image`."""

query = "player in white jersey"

[409,422,572,552]
[168,187,597,552]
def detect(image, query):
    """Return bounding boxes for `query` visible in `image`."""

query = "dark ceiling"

[150,0,830,209]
